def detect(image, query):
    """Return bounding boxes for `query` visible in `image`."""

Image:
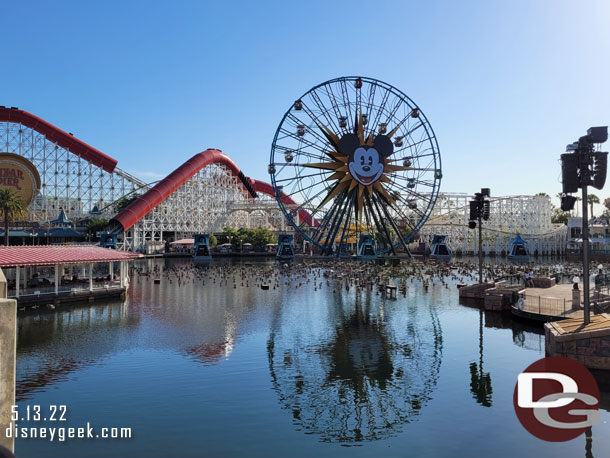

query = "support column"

[89,263,93,292]
[54,264,59,295]
[109,262,114,282]
[120,261,125,288]
[15,267,19,298]
[582,184,591,325]
[0,268,17,452]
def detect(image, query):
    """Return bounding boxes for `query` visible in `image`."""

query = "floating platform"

[512,284,583,322]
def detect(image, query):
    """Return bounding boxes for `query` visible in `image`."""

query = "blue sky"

[3,0,610,210]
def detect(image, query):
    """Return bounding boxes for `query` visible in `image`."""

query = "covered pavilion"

[0,245,142,306]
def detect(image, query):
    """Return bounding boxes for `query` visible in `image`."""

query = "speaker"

[587,126,608,144]
[592,151,608,190]
[469,201,480,220]
[482,200,491,221]
[561,195,577,211]
[561,153,580,193]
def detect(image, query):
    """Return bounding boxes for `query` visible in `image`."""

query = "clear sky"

[3,0,610,211]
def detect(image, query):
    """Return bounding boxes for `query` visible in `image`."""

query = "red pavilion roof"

[0,245,142,267]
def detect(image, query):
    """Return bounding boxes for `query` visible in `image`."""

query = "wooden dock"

[549,313,610,335]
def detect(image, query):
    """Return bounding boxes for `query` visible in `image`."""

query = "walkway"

[513,283,584,321]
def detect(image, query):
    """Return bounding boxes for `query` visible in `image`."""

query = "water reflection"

[17,301,133,401]
[481,309,545,353]
[268,290,442,443]
[469,310,492,407]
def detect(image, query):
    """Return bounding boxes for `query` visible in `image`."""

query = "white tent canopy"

[170,238,194,245]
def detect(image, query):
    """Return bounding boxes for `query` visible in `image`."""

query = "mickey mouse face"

[349,147,384,185]
[339,133,394,186]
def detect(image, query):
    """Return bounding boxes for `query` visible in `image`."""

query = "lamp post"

[560,127,608,325]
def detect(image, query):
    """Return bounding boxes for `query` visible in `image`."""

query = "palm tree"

[574,195,582,217]
[555,192,564,209]
[588,194,600,218]
[0,189,28,246]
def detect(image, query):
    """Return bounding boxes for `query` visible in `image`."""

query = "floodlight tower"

[560,127,609,324]
[468,188,491,284]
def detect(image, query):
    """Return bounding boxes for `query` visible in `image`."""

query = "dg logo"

[513,356,600,441]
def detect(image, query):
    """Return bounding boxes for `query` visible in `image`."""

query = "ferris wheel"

[269,76,442,255]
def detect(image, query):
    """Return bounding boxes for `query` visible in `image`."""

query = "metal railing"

[8,280,122,298]
[518,294,573,318]
[592,285,610,314]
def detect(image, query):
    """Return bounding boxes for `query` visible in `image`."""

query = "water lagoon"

[13,258,610,457]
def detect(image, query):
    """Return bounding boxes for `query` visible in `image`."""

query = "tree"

[113,194,139,213]
[249,228,276,250]
[0,189,28,246]
[85,218,109,238]
[551,207,570,225]
[216,227,239,247]
[588,194,600,217]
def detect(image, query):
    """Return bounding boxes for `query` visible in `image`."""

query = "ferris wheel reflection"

[267,291,443,443]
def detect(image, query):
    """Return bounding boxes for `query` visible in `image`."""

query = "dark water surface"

[13,259,610,457]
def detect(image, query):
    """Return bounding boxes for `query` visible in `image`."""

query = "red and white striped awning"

[0,245,142,267]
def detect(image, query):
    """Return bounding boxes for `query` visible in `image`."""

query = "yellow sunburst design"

[302,108,410,218]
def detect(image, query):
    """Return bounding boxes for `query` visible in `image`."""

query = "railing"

[518,294,572,318]
[592,285,610,314]
[496,274,525,288]
[8,280,122,298]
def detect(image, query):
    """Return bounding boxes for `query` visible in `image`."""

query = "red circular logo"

[513,356,600,442]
